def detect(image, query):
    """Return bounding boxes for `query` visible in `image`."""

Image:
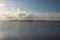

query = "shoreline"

[0,20,60,22]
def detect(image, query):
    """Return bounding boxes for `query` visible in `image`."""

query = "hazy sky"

[0,0,60,20]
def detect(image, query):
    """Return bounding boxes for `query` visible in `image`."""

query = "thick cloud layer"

[0,8,60,20]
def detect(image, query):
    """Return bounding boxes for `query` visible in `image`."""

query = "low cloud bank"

[0,8,60,20]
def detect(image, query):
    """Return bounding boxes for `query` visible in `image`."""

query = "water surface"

[0,21,60,40]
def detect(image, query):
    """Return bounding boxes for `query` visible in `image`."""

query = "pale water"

[0,21,60,40]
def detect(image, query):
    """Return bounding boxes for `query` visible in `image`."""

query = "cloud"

[0,1,60,21]
[0,3,6,8]
[0,7,60,20]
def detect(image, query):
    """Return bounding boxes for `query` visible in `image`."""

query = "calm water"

[0,21,60,40]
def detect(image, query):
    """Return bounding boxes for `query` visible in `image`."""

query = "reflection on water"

[0,21,60,40]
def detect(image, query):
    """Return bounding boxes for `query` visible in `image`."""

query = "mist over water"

[0,21,60,40]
